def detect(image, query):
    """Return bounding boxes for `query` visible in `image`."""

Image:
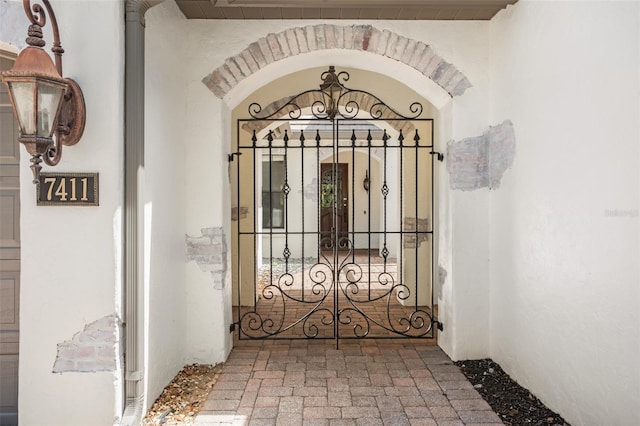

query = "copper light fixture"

[1,0,85,184]
[319,65,345,120]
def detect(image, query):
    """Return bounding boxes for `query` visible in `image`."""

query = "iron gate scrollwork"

[233,66,442,340]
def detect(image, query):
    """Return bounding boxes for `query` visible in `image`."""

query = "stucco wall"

[489,1,640,424]
[182,21,234,366]
[7,1,636,423]
[144,0,188,412]
[1,0,125,424]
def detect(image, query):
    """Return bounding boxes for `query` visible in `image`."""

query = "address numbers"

[37,173,99,206]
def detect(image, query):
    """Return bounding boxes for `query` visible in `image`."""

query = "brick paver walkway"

[194,339,503,425]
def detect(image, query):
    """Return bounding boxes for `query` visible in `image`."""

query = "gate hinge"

[229,322,237,333]
[228,152,242,162]
[435,320,444,331]
[430,151,444,162]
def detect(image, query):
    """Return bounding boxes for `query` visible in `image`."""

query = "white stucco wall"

[489,1,640,425]
[1,0,125,424]
[183,19,234,365]
[8,1,636,423]
[144,0,188,411]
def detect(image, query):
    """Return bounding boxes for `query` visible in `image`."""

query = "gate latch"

[228,152,242,162]
[430,151,444,162]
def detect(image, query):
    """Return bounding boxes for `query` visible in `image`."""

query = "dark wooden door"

[320,163,348,249]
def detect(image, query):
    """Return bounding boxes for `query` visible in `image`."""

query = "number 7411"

[43,177,89,201]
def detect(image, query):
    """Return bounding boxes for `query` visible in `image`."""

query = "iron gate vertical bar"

[333,117,339,343]
[316,130,321,261]
[399,129,404,319]
[252,132,258,312]
[414,130,419,310]
[367,130,372,301]
[284,130,290,273]
[268,132,274,299]
[300,131,305,302]
[351,130,355,267]
[235,124,241,329]
[431,122,435,318]
[382,130,389,272]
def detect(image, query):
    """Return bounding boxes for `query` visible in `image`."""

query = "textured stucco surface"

[8,1,125,424]
[489,2,639,425]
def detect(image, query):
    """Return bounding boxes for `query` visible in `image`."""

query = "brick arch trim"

[202,24,472,99]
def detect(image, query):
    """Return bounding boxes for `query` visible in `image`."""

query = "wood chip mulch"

[142,363,222,425]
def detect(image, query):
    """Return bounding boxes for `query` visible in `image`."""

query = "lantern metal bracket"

[1,0,86,184]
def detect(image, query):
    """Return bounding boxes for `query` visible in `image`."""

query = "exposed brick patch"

[446,120,516,191]
[203,25,471,99]
[403,217,429,248]
[231,206,249,221]
[52,314,119,373]
[186,227,227,289]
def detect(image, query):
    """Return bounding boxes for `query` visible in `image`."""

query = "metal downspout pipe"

[122,1,162,424]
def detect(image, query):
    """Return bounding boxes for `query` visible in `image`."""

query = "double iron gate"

[232,67,442,340]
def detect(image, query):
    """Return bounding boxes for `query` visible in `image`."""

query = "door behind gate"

[232,67,442,341]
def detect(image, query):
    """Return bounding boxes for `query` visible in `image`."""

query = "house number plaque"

[37,173,99,206]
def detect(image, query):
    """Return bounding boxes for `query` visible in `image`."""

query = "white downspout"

[121,1,163,424]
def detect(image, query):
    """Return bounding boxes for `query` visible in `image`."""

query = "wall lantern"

[319,65,345,120]
[363,170,370,192]
[1,0,85,184]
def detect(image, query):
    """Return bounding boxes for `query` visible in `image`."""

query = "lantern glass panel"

[36,81,64,137]
[7,81,36,135]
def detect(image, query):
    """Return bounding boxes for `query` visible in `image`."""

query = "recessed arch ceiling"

[176,0,518,20]
[233,66,437,155]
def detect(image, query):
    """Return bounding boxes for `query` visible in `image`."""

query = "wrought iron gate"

[232,67,442,340]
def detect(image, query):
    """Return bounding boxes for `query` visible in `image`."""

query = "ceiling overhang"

[175,0,518,20]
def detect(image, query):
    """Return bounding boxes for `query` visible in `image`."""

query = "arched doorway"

[230,66,442,341]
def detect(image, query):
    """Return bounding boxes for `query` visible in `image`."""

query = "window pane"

[262,157,285,192]
[262,192,284,228]
[262,156,286,229]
